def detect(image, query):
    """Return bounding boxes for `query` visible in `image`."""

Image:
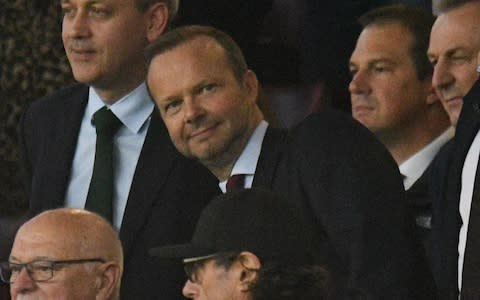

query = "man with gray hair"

[18,0,219,298]
[2,208,123,300]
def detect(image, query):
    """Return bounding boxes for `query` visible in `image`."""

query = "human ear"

[243,70,259,105]
[95,262,122,300]
[236,251,261,292]
[146,2,168,42]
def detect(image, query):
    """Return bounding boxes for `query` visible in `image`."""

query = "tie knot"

[93,106,122,136]
[226,174,246,193]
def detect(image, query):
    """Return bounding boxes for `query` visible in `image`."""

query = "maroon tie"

[226,174,246,193]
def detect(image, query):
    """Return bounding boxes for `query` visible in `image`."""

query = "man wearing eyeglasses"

[1,208,123,300]
[150,188,337,300]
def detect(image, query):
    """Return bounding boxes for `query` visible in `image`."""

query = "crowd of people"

[1,0,480,299]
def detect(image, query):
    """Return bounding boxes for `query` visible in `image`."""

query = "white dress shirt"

[219,121,268,193]
[399,127,454,190]
[65,83,154,229]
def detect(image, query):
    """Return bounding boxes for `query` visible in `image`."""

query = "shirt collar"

[218,120,268,192]
[399,127,454,190]
[87,82,154,134]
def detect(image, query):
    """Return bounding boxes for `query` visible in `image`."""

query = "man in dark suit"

[19,0,219,299]
[348,4,452,259]
[427,2,480,298]
[146,25,436,298]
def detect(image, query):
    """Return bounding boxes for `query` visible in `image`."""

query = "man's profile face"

[61,0,151,92]
[147,37,258,167]
[428,2,480,126]
[182,259,239,300]
[349,23,430,139]
[9,222,98,300]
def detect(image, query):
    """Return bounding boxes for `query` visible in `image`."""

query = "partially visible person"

[427,0,480,126]
[430,73,480,300]
[147,25,436,298]
[151,188,333,300]
[349,4,452,260]
[1,208,123,300]
[18,0,220,298]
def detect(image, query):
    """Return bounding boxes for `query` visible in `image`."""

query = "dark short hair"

[436,0,480,13]
[136,0,179,24]
[358,4,435,80]
[145,25,248,82]
[250,263,330,300]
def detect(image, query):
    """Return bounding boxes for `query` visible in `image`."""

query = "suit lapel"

[252,127,287,188]
[41,85,88,209]
[119,110,178,256]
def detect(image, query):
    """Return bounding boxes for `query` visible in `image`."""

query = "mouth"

[68,48,96,60]
[188,124,218,141]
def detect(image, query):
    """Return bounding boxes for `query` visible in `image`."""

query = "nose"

[183,99,204,124]
[432,60,454,92]
[10,268,36,296]
[349,69,371,96]
[182,280,199,299]
[62,9,91,39]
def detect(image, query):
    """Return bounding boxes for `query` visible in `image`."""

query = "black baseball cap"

[150,188,317,266]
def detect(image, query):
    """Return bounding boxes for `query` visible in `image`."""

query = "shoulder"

[24,83,88,116]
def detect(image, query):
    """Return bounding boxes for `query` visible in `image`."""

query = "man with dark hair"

[147,24,436,298]
[18,0,219,299]
[349,4,452,259]
[151,188,331,300]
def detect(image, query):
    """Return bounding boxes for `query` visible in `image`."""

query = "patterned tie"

[226,174,246,193]
[85,106,122,222]
[461,156,480,299]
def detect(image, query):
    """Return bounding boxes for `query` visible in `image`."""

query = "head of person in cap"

[150,188,329,300]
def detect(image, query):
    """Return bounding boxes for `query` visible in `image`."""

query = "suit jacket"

[19,84,220,300]
[406,165,434,264]
[431,80,480,299]
[253,110,436,299]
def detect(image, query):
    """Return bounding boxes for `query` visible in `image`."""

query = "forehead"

[10,221,82,261]
[352,23,413,62]
[60,0,137,7]
[431,5,480,46]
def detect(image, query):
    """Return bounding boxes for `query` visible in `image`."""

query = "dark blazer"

[406,165,434,264]
[254,110,436,299]
[431,80,480,299]
[18,84,220,300]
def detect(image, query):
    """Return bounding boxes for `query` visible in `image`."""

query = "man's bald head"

[9,208,123,300]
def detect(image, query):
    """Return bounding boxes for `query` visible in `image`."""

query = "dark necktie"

[461,156,480,298]
[85,106,122,222]
[226,174,246,193]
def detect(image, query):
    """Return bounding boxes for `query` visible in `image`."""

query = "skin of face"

[182,260,240,300]
[349,23,432,142]
[61,0,166,102]
[10,223,98,299]
[147,36,261,179]
[9,209,123,300]
[428,2,480,126]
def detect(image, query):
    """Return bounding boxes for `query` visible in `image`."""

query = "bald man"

[1,208,123,300]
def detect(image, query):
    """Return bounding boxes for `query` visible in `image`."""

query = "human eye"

[9,263,23,275]
[164,99,182,115]
[30,261,53,274]
[349,65,358,77]
[200,83,218,94]
[89,5,110,18]
[61,4,75,18]
[428,55,437,66]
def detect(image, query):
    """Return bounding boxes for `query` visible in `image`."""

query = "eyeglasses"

[0,258,105,284]
[183,252,238,283]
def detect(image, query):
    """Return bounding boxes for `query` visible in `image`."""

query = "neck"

[206,113,263,181]
[382,108,449,165]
